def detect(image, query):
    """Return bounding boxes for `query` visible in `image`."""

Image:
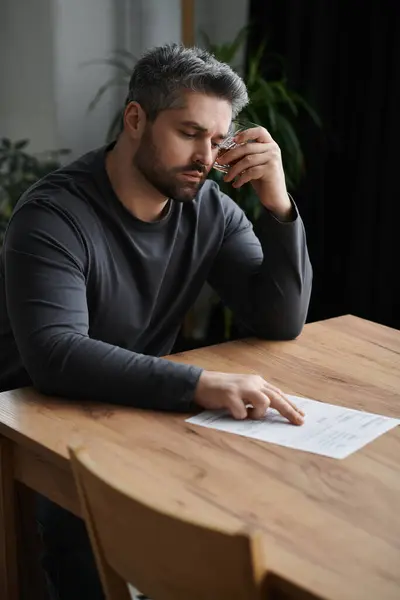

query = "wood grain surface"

[0,314,399,600]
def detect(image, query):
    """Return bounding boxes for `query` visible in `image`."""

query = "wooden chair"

[68,439,324,600]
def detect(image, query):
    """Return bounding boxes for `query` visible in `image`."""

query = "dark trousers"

[36,494,105,600]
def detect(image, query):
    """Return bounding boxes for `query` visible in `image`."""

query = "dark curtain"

[247,0,400,329]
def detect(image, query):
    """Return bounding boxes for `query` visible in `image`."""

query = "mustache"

[175,163,208,176]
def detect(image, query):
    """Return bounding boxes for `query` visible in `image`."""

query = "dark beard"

[133,126,208,202]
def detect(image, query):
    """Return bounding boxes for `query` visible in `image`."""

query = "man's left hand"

[217,125,293,220]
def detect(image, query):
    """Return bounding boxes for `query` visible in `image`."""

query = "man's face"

[133,91,232,202]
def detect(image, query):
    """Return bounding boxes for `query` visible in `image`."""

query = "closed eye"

[180,131,222,149]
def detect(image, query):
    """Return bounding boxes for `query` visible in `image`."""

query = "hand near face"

[216,125,293,219]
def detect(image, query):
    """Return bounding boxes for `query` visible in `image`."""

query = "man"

[0,44,312,598]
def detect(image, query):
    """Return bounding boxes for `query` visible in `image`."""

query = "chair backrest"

[68,439,324,600]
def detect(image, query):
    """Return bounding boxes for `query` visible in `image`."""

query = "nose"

[192,140,214,170]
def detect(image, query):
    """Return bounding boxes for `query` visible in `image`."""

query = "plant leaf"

[272,81,298,115]
[87,76,128,112]
[80,57,133,76]
[110,49,137,61]
[254,76,276,105]
[225,25,249,62]
[266,103,277,131]
[274,113,304,186]
[291,92,323,127]
[243,105,262,126]
[15,139,29,150]
[247,39,267,86]
[201,25,249,66]
[107,110,124,142]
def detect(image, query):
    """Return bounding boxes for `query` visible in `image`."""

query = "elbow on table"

[254,314,307,341]
[24,350,72,399]
[23,332,87,399]
[30,368,65,398]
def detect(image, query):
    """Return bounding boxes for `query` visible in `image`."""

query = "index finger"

[267,390,305,426]
[266,384,306,417]
[234,126,274,145]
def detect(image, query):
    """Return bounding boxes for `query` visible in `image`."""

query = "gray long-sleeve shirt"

[0,145,312,410]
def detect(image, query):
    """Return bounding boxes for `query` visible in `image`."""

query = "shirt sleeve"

[207,189,313,340]
[3,199,202,409]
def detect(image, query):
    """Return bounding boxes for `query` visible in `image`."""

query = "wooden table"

[1,315,399,600]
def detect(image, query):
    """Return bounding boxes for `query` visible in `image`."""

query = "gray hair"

[125,43,249,120]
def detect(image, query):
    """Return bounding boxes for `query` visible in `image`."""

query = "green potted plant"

[0,138,70,246]
[201,26,321,221]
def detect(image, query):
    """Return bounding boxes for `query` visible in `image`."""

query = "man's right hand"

[194,371,305,425]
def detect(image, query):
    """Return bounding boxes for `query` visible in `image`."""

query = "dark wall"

[248,0,400,329]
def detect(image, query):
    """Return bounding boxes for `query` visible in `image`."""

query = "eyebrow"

[180,121,228,139]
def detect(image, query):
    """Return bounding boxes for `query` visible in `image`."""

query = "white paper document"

[186,395,400,459]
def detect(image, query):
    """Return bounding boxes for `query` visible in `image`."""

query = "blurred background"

[1,0,399,350]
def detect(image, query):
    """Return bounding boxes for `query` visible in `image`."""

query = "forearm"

[247,207,313,339]
[4,203,202,412]
[208,201,312,341]
[250,167,312,336]
[214,128,312,338]
[20,330,202,411]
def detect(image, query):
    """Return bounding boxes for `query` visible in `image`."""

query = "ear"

[123,101,147,140]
